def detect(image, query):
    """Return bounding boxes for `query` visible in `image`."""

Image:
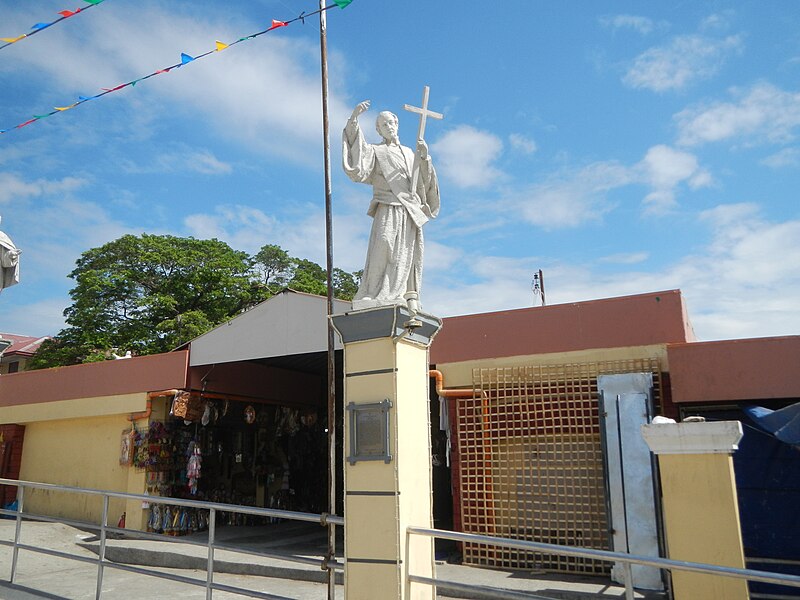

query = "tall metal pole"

[539,268,546,306]
[318,2,337,598]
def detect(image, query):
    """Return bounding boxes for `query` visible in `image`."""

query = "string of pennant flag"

[0,0,353,135]
[1,0,107,52]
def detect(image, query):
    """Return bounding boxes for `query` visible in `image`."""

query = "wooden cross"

[404,86,443,195]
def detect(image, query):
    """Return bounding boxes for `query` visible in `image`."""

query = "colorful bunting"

[1,1,354,135]
[1,1,107,52]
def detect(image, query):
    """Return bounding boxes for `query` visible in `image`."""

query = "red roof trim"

[0,351,190,407]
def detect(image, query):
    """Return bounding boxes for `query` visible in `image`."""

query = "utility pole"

[532,269,546,307]
[318,2,337,598]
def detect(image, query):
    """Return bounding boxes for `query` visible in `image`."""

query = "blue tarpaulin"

[744,402,800,445]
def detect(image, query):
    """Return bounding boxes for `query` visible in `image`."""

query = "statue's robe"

[342,118,440,310]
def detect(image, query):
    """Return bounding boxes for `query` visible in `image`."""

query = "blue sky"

[1,0,799,342]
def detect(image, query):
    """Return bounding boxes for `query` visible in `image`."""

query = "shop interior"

[131,355,340,536]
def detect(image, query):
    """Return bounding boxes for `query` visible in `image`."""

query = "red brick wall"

[0,424,25,506]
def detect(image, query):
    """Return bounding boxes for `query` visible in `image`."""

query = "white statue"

[342,88,442,312]
[0,216,21,293]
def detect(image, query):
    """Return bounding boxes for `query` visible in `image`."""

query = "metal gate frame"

[455,358,662,573]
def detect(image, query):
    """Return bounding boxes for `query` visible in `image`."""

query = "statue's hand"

[351,100,370,120]
[417,139,429,160]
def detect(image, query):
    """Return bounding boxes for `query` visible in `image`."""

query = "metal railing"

[0,477,343,600]
[5,477,800,599]
[407,526,800,600]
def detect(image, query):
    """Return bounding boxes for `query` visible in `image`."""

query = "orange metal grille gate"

[456,359,661,573]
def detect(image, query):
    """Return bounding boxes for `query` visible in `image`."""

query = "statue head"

[375,111,399,142]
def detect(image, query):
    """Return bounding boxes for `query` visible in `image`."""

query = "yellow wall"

[18,412,145,527]
[659,453,749,600]
[436,344,668,387]
[0,392,145,424]
[342,335,435,600]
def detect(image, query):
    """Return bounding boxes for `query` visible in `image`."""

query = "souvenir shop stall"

[123,392,327,536]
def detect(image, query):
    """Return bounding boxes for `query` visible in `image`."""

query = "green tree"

[333,267,361,300]
[289,258,328,296]
[252,244,360,300]
[30,234,255,368]
[252,244,293,294]
[30,235,362,369]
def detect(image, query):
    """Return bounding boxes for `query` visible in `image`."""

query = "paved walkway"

[0,520,666,599]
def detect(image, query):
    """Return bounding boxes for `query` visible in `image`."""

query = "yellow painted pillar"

[331,306,442,600]
[642,420,748,600]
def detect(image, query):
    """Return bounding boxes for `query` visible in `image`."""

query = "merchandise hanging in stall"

[120,391,327,536]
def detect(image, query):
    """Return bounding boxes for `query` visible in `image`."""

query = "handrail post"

[206,507,216,600]
[10,484,24,583]
[404,527,411,600]
[95,494,109,599]
[623,561,635,600]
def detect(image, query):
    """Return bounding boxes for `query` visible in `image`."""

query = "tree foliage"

[251,245,361,300]
[30,235,360,369]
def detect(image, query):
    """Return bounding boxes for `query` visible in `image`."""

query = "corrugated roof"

[0,333,49,357]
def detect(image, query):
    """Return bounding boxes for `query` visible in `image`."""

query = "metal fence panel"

[457,359,661,573]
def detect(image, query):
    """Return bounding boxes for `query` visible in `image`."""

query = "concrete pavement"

[0,520,665,599]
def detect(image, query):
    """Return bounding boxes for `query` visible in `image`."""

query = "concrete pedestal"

[642,420,749,600]
[331,306,442,600]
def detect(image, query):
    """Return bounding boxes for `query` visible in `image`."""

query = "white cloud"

[508,133,537,154]
[623,34,743,92]
[184,205,277,252]
[0,299,68,338]
[0,195,144,338]
[640,145,701,188]
[425,240,465,274]
[0,173,86,204]
[122,148,233,175]
[424,203,800,341]
[0,5,351,165]
[699,12,734,32]
[190,151,233,175]
[431,125,504,189]
[424,254,541,317]
[182,204,371,273]
[675,83,800,146]
[635,145,711,214]
[600,14,655,35]
[761,147,800,169]
[599,252,649,265]
[642,190,678,214]
[507,145,709,225]
[512,161,630,228]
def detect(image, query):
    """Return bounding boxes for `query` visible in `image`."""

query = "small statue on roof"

[0,215,21,294]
